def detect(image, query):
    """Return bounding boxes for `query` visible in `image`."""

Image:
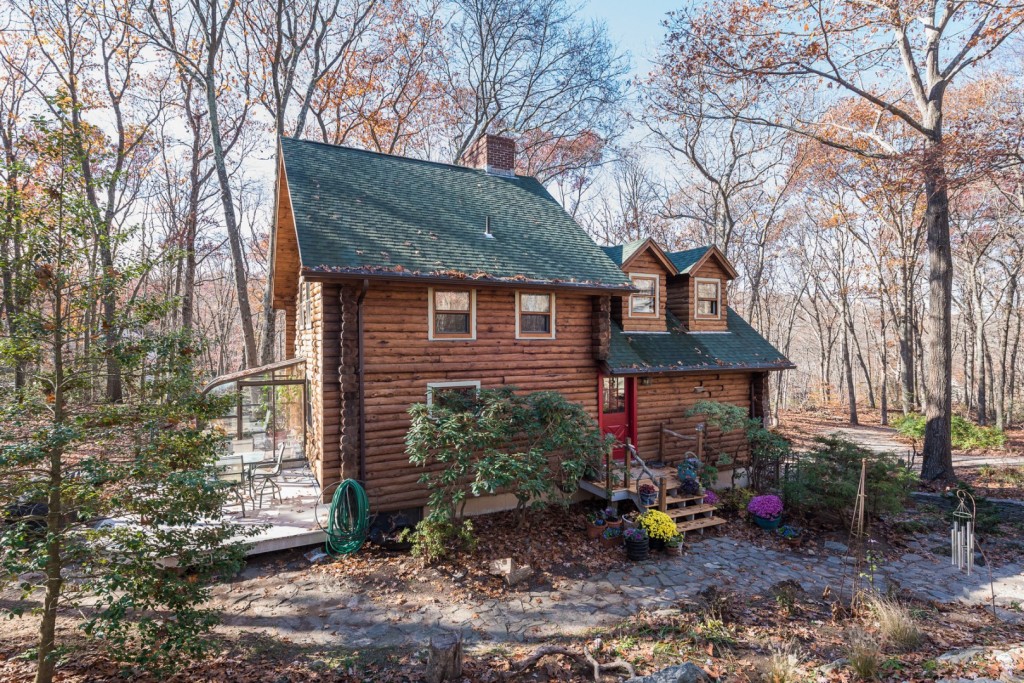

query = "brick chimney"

[463,134,516,177]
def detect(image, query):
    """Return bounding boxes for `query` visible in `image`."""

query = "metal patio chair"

[215,454,248,518]
[251,442,287,510]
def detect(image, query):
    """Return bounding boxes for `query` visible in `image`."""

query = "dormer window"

[695,278,720,318]
[429,288,476,340]
[629,274,658,317]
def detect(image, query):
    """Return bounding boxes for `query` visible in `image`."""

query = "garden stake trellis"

[951,489,975,575]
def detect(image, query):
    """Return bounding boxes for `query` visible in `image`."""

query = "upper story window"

[629,274,658,317]
[516,292,555,339]
[695,278,721,318]
[429,288,476,340]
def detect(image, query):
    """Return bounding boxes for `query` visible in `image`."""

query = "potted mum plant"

[665,533,684,556]
[637,509,676,551]
[600,525,623,548]
[637,482,659,507]
[748,494,784,530]
[586,511,607,539]
[623,527,649,561]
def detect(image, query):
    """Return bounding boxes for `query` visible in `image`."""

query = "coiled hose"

[322,479,369,556]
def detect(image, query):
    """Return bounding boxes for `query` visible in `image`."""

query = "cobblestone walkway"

[208,536,1024,649]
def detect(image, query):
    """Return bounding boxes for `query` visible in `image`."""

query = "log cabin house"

[262,134,793,527]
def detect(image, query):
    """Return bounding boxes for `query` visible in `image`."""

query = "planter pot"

[600,534,622,548]
[649,538,666,552]
[753,514,782,530]
[639,492,658,507]
[621,514,637,530]
[625,538,649,561]
[781,536,803,548]
[604,519,622,530]
[587,521,606,539]
[665,543,684,557]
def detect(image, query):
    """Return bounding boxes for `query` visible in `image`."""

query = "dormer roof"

[667,245,738,280]
[601,237,679,274]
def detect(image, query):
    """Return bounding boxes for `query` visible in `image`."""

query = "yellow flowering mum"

[637,510,676,541]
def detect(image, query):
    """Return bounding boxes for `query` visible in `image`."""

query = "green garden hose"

[324,479,369,556]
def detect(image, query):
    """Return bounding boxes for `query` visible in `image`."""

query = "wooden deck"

[581,460,727,534]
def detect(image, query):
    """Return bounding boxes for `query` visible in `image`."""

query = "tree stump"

[425,631,462,683]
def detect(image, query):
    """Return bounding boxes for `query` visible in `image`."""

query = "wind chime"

[951,489,976,575]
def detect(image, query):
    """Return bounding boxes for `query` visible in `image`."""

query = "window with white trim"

[629,274,658,316]
[429,288,475,339]
[695,278,720,318]
[516,291,555,338]
[427,381,481,412]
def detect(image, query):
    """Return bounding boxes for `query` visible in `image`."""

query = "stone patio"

[207,534,1024,650]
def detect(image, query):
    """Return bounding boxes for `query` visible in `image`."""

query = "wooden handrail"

[658,423,703,461]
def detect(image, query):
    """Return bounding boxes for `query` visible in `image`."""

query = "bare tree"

[657,0,1024,481]
[441,0,628,182]
[144,0,259,369]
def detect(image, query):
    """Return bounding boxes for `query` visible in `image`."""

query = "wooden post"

[659,422,665,460]
[658,476,667,512]
[425,632,463,683]
[696,424,705,461]
[623,438,631,490]
[605,447,613,498]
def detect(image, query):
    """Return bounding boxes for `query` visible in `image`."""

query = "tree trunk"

[880,307,889,425]
[36,281,66,683]
[920,149,954,482]
[425,632,463,683]
[842,315,858,425]
[206,61,258,369]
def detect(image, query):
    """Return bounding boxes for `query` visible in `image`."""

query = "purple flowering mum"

[747,494,783,519]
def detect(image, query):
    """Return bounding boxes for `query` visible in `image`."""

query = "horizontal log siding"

[620,250,669,333]
[360,284,601,512]
[635,372,752,466]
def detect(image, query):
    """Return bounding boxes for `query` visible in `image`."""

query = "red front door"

[599,375,636,460]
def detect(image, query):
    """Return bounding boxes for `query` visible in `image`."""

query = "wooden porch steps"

[676,516,728,533]
[663,503,717,519]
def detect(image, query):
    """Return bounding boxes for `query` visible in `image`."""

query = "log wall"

[358,283,602,512]
[635,372,753,466]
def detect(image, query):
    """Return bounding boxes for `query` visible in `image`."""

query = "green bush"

[782,436,916,526]
[892,412,1005,450]
[401,518,477,563]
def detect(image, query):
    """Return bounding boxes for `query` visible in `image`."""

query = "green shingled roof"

[607,309,794,374]
[601,239,648,267]
[667,247,711,273]
[280,137,632,288]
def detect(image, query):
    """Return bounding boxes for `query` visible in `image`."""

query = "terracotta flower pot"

[587,521,606,539]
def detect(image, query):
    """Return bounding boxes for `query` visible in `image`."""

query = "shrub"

[782,436,915,527]
[402,518,476,563]
[893,412,1005,450]
[405,387,608,558]
[637,509,677,541]
[685,400,792,491]
[864,594,922,651]
[719,487,755,514]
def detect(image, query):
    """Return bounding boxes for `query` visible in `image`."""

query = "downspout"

[357,279,369,484]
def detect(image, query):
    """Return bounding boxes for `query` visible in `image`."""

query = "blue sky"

[580,0,679,76]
